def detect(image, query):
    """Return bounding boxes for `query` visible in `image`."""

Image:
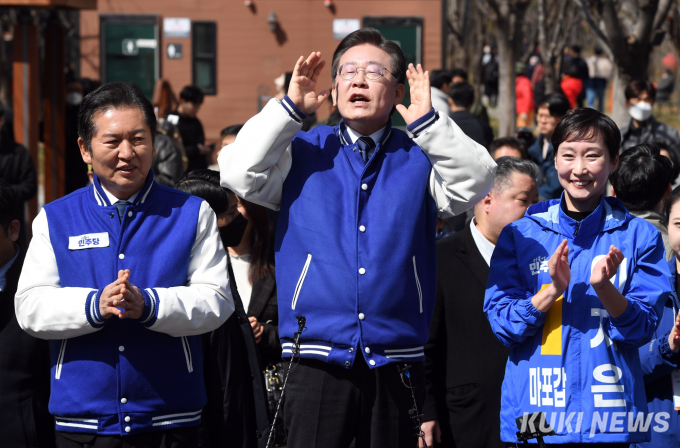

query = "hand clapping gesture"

[590,245,624,289]
[549,240,571,296]
[99,269,146,320]
[396,63,433,126]
[287,52,330,115]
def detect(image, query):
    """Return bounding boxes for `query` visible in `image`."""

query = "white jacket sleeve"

[144,201,234,337]
[412,111,497,218]
[218,98,302,210]
[15,210,100,339]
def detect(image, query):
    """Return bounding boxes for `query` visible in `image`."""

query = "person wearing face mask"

[620,80,680,155]
[175,170,273,448]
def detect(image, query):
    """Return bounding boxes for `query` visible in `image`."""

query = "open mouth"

[571,180,591,187]
[349,94,370,104]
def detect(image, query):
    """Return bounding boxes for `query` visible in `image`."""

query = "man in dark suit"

[448,82,494,148]
[421,157,539,447]
[0,179,54,448]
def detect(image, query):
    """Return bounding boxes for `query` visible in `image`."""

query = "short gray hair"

[492,156,540,193]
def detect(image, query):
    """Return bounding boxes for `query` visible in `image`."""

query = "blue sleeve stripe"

[85,289,105,328]
[281,95,306,123]
[407,108,437,136]
[140,288,160,327]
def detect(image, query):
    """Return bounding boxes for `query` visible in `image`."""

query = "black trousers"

[283,356,425,448]
[56,427,198,448]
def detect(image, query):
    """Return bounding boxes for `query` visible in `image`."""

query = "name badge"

[68,232,110,250]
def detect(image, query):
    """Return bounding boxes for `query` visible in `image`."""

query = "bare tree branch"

[634,0,660,46]
[572,0,615,59]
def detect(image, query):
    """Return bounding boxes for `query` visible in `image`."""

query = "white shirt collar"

[100,183,141,205]
[345,124,386,145]
[470,217,496,267]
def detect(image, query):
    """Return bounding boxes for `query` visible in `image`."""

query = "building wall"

[80,0,442,142]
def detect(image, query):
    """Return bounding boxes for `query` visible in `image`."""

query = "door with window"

[101,15,160,100]
[362,17,422,127]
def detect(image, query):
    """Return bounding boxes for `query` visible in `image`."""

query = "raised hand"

[669,311,680,353]
[590,246,624,289]
[549,240,571,296]
[395,63,432,126]
[287,52,330,115]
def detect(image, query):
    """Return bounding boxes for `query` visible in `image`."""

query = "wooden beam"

[12,21,39,236]
[43,19,66,204]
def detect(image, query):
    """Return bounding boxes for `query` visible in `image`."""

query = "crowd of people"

[2,26,680,448]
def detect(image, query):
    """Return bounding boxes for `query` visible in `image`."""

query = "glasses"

[338,63,394,81]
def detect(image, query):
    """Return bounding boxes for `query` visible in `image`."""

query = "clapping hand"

[590,246,624,289]
[287,52,330,115]
[395,63,433,126]
[99,270,145,320]
[549,240,571,296]
[669,311,680,353]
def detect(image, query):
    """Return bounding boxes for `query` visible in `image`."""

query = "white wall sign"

[164,18,191,39]
[333,19,360,40]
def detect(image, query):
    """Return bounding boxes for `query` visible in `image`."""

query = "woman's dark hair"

[78,82,156,153]
[609,143,673,212]
[664,185,680,227]
[239,198,275,284]
[551,108,621,161]
[0,179,20,233]
[331,28,406,86]
[175,170,231,215]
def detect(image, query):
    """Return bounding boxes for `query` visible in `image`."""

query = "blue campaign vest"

[43,171,207,436]
[276,121,438,368]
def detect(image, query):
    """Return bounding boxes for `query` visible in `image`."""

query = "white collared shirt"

[101,183,141,205]
[345,125,386,146]
[470,217,496,267]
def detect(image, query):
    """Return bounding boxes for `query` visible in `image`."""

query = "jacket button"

[110,212,114,218]
[121,398,127,404]
[361,183,368,191]
[358,313,365,320]
[125,426,131,433]
[348,347,353,353]
[359,268,366,275]
[119,346,125,352]
[365,347,371,354]
[369,359,376,366]
[125,416,131,423]
[359,225,366,232]
[345,361,351,367]
[128,211,133,217]
[119,254,125,260]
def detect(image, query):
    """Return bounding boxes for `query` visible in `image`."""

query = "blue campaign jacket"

[484,195,671,444]
[634,257,680,448]
[43,172,207,435]
[276,121,438,368]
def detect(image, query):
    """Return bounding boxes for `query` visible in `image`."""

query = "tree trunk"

[497,23,516,137]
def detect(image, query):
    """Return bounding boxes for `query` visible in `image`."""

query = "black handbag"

[264,362,288,445]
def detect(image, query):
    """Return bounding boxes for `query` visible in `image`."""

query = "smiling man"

[15,82,233,448]
[220,28,496,448]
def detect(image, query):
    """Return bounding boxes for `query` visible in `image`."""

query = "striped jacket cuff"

[281,95,307,123]
[407,108,437,137]
[138,288,160,328]
[85,289,105,328]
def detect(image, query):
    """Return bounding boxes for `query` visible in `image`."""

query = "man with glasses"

[220,28,496,448]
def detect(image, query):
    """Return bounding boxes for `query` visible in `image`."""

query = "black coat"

[200,260,272,448]
[247,271,281,366]
[450,111,494,149]
[423,226,509,448]
[0,138,37,248]
[0,249,55,448]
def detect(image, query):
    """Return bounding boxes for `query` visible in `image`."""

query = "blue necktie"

[356,137,375,164]
[114,200,131,223]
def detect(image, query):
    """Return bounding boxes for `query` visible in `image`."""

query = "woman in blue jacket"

[485,108,671,446]
[634,186,680,448]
